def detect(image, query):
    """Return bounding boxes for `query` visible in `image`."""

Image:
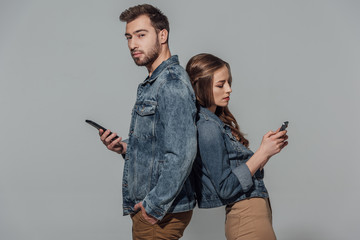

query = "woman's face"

[209,66,232,112]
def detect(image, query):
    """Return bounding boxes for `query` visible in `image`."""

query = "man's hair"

[119,4,170,35]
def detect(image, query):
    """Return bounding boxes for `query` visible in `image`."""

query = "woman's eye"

[216,85,224,88]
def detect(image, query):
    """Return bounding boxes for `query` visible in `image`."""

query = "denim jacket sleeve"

[142,77,197,219]
[197,120,253,199]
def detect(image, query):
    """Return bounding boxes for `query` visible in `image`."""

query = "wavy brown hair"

[186,53,249,147]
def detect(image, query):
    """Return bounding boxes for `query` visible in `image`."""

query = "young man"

[99,4,197,239]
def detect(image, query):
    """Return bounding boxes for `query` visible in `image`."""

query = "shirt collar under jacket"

[142,55,180,85]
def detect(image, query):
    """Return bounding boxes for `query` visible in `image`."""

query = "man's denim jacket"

[192,107,268,208]
[122,56,197,220]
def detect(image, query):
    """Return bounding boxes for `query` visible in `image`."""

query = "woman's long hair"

[186,53,249,147]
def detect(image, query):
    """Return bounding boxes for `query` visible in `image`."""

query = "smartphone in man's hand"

[85,119,119,140]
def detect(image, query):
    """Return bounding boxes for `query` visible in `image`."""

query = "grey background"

[1,0,359,239]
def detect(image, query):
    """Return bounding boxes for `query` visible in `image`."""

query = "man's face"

[125,15,161,67]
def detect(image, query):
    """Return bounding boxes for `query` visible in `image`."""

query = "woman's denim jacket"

[193,107,269,208]
[122,56,197,220]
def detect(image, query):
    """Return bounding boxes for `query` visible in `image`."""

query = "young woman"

[186,53,288,240]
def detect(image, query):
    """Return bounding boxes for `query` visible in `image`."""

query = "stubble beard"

[132,40,161,67]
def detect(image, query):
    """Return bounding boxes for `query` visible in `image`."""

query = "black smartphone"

[279,121,289,131]
[85,119,119,140]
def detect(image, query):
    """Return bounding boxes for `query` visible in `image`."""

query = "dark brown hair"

[186,53,249,147]
[119,4,169,40]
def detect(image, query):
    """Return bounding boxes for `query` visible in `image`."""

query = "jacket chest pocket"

[226,132,253,166]
[226,132,243,153]
[133,101,157,139]
[224,133,240,167]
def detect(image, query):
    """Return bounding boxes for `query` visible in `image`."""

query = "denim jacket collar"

[142,55,179,85]
[199,106,226,129]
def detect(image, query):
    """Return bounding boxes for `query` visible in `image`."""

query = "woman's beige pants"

[225,198,276,240]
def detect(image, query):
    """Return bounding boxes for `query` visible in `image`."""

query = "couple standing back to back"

[98,4,288,240]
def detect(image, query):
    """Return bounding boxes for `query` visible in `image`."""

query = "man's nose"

[128,39,138,51]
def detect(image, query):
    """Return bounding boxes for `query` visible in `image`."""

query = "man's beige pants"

[131,210,192,240]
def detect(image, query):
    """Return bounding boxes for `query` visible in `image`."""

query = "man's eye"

[138,34,145,38]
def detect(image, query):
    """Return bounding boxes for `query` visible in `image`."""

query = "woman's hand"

[246,129,288,175]
[258,129,288,159]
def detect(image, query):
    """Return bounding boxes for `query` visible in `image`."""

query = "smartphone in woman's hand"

[279,121,289,131]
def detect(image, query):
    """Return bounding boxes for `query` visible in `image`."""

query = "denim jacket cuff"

[232,164,253,192]
[255,169,264,179]
[142,198,166,220]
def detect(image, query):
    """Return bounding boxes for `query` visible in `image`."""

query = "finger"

[280,141,288,149]
[275,138,285,144]
[279,140,288,148]
[135,201,144,210]
[147,217,158,225]
[99,129,104,136]
[110,136,122,144]
[109,132,118,140]
[105,132,117,143]
[115,137,125,152]
[274,130,287,138]
[142,210,158,225]
[142,211,156,225]
[100,130,111,141]
[134,203,140,211]
[108,137,122,149]
[264,131,275,138]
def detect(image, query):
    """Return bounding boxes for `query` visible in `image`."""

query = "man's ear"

[158,29,168,44]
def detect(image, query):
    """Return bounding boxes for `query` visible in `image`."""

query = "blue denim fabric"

[122,55,197,220]
[192,107,268,208]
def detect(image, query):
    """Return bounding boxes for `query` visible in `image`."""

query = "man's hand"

[99,129,127,155]
[134,202,158,225]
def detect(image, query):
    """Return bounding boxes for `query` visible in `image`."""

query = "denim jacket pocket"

[226,132,243,151]
[225,131,253,167]
[133,101,157,139]
[224,132,240,168]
